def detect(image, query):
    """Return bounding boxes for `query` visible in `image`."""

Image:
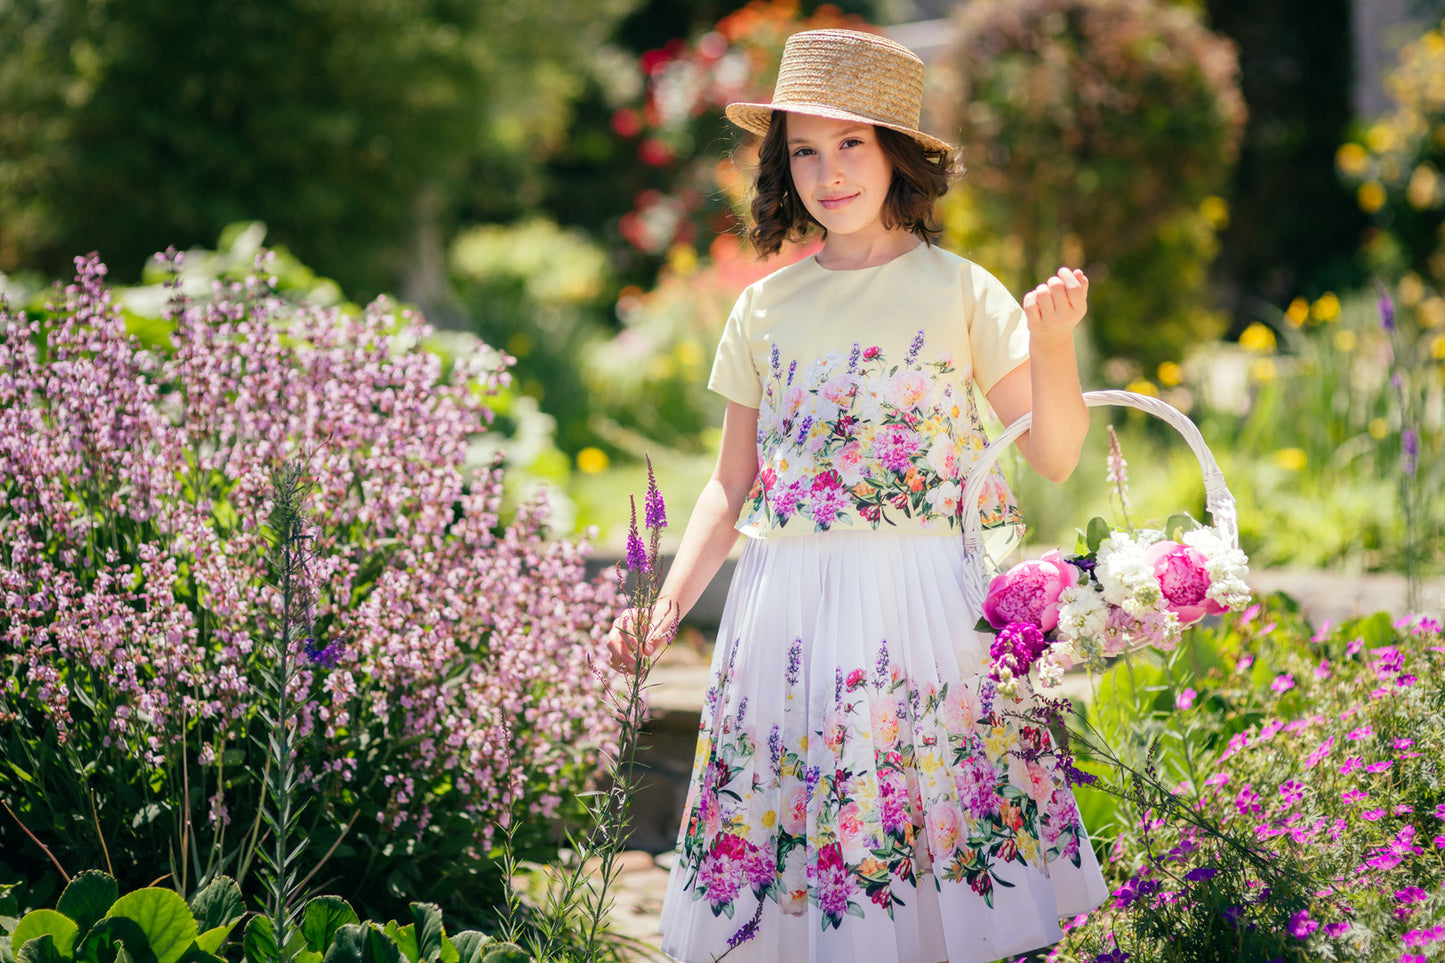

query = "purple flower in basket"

[983,550,1079,632]
[1144,541,1227,625]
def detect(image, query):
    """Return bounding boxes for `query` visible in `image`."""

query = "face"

[785,113,895,242]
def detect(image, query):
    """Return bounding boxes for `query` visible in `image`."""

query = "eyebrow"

[786,124,869,145]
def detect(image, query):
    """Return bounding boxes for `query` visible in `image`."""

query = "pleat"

[659,532,1108,963]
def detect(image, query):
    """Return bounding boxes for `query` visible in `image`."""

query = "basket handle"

[960,389,1240,618]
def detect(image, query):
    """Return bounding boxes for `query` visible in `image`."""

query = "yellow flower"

[1336,142,1370,178]
[1125,378,1159,397]
[1285,297,1310,327]
[1358,181,1387,213]
[1432,334,1445,360]
[1018,832,1039,864]
[1274,448,1307,471]
[1333,329,1358,353]
[799,735,808,751]
[1421,297,1445,329]
[667,244,699,277]
[985,726,1012,762]
[576,447,610,474]
[1239,322,1277,352]
[762,810,777,828]
[1250,358,1277,382]
[1313,293,1342,323]
[1156,361,1184,387]
[1407,164,1440,210]
[1365,123,1396,153]
[675,339,704,368]
[1401,273,1425,306]
[1370,418,1389,440]
[1200,195,1229,229]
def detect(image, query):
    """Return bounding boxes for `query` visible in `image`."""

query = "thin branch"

[1,799,71,883]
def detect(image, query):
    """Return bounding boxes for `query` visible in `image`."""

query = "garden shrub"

[1059,597,1445,961]
[0,252,621,920]
[937,0,1247,371]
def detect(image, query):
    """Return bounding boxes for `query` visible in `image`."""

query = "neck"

[815,229,921,271]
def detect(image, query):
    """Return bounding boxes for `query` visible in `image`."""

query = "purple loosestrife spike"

[625,496,649,572]
[1376,279,1396,333]
[1106,425,1131,508]
[1403,427,1419,477]
[905,329,926,365]
[644,455,667,530]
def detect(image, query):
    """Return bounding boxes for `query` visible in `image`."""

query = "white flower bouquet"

[960,391,1252,697]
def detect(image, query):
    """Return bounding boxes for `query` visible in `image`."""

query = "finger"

[1022,288,1042,325]
[1058,268,1085,310]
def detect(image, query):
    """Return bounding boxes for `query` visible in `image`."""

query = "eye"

[790,146,815,158]
[841,137,865,149]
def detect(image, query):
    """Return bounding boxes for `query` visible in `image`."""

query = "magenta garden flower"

[1143,540,1230,624]
[982,549,1079,633]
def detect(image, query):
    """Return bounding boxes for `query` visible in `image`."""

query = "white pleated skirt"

[657,531,1108,963]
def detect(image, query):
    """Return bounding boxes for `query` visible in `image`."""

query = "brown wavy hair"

[745,113,954,257]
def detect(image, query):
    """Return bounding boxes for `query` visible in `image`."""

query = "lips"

[819,193,859,210]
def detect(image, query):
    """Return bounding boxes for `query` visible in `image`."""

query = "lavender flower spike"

[1375,278,1396,333]
[644,454,667,531]
[625,496,649,572]
[1402,426,1419,477]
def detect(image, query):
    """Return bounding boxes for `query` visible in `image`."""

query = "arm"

[985,267,1090,483]
[607,400,760,668]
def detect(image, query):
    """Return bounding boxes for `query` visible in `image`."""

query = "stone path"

[595,567,1445,961]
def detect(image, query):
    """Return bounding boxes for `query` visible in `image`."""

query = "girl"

[608,28,1109,963]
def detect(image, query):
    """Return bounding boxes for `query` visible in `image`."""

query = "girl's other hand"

[606,602,680,671]
[1022,267,1089,345]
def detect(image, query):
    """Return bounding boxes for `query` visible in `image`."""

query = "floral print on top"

[739,332,1022,537]
[674,638,1088,930]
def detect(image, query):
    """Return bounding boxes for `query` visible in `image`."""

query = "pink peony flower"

[1144,541,1228,624]
[982,550,1079,631]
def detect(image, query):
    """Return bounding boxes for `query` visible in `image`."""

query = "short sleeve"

[707,289,763,407]
[966,265,1032,393]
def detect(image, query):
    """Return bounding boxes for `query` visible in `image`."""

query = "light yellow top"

[709,242,1030,539]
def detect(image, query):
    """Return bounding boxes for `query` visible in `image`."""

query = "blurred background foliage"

[1,0,1443,572]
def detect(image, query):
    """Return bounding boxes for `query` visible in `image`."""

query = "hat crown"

[771,29,925,131]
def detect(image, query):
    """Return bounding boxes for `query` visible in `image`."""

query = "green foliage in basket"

[1059,597,1445,962]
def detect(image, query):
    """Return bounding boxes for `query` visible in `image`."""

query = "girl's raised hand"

[1022,267,1089,344]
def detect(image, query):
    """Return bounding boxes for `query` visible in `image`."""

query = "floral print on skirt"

[658,532,1108,963]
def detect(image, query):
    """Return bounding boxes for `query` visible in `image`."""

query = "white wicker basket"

[959,389,1242,620]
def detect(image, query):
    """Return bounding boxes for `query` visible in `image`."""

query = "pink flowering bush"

[0,253,621,913]
[1057,598,1445,962]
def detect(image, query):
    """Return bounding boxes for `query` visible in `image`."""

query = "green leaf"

[16,935,63,963]
[478,946,528,963]
[13,911,80,958]
[174,947,223,963]
[1,929,14,963]
[318,925,362,963]
[974,616,994,634]
[74,918,156,963]
[192,926,234,957]
[407,906,442,963]
[1164,513,1196,540]
[358,926,401,963]
[242,917,276,963]
[188,878,243,933]
[58,872,119,938]
[381,925,415,963]
[1086,516,1111,554]
[436,938,457,963]
[446,934,487,963]
[300,900,358,956]
[106,891,196,963]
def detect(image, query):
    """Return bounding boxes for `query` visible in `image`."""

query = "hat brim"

[725,101,954,155]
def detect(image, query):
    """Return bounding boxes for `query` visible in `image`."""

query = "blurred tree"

[0,0,635,300]
[1204,0,1370,324]
[938,0,1246,372]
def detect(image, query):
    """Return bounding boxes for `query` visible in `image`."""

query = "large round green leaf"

[75,916,157,963]
[318,924,362,963]
[105,890,197,963]
[242,916,277,963]
[446,933,488,963]
[12,910,80,958]
[187,879,242,934]
[300,899,358,956]
[57,872,119,938]
[16,935,63,963]
[406,906,442,963]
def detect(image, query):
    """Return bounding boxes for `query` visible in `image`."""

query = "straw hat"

[725,29,953,155]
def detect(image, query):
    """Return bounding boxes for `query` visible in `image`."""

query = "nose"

[822,150,845,185]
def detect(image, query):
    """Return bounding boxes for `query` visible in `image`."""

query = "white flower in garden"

[1057,584,1108,642]
[1182,526,1252,609]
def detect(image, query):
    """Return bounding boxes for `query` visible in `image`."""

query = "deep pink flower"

[1144,541,1227,624]
[982,550,1078,631]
